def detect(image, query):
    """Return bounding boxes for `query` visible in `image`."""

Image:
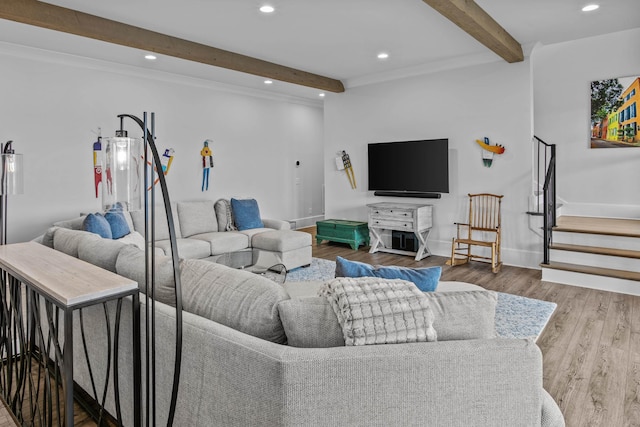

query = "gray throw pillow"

[129,205,183,240]
[177,201,217,237]
[278,290,497,348]
[180,259,289,344]
[52,228,101,258]
[78,237,128,273]
[53,215,87,230]
[41,226,59,248]
[115,245,178,306]
[426,291,498,340]
[278,297,345,347]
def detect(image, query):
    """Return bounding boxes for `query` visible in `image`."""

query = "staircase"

[529,137,640,296]
[540,215,640,296]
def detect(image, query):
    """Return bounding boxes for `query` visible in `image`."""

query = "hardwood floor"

[309,227,640,427]
[0,397,16,427]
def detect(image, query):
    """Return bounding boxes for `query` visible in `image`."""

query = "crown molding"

[0,41,323,108]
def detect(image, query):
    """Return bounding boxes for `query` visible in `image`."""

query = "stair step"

[541,261,640,282]
[549,243,640,259]
[554,216,640,238]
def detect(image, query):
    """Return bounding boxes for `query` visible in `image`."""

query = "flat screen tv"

[368,138,449,196]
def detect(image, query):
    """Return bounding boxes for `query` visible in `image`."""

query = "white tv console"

[367,202,433,260]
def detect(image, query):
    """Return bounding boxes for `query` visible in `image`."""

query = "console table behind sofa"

[0,242,139,427]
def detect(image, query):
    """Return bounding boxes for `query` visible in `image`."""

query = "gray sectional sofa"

[49,199,312,270]
[40,222,564,427]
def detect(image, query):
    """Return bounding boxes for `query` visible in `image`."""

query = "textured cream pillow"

[214,198,237,231]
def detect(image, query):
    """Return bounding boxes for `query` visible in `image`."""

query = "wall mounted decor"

[92,129,102,198]
[146,147,175,190]
[475,137,505,167]
[340,150,356,189]
[201,140,214,191]
[591,75,640,148]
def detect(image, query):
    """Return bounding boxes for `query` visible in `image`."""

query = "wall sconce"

[0,141,24,245]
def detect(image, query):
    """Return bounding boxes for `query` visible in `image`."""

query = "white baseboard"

[289,215,324,229]
[428,239,542,270]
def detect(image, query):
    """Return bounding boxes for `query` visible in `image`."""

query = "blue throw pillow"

[334,257,375,277]
[335,256,442,292]
[105,209,131,239]
[231,198,264,231]
[82,213,113,239]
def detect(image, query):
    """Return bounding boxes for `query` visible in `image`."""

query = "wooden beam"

[0,0,345,93]
[422,0,523,63]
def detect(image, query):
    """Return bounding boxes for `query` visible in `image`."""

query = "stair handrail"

[534,136,556,264]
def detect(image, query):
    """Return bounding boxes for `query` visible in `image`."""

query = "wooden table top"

[0,242,138,308]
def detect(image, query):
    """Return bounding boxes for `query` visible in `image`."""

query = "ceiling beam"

[0,0,345,93]
[422,0,523,63]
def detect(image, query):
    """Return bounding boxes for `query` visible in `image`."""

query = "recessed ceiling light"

[144,54,157,60]
[264,80,273,85]
[377,52,389,60]
[319,93,326,98]
[259,5,275,13]
[582,4,599,12]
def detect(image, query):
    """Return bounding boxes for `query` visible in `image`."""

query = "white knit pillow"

[214,198,237,231]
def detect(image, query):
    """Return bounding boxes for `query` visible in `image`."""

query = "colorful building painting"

[601,116,608,140]
[591,76,640,148]
[607,111,619,141]
[618,78,639,143]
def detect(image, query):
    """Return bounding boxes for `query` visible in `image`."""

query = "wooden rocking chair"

[448,193,504,273]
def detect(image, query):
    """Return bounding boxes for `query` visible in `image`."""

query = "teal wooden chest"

[316,219,370,250]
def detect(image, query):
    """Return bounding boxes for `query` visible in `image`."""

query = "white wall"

[324,60,540,267]
[0,44,324,243]
[323,28,640,269]
[532,28,640,214]
[7,27,636,260]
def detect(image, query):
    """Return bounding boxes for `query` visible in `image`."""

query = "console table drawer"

[369,218,414,231]
[369,208,414,220]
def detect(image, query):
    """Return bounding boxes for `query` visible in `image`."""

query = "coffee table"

[216,249,287,284]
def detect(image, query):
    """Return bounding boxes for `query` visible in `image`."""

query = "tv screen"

[368,139,449,194]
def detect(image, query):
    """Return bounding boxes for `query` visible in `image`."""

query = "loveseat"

[41,224,564,427]
[49,198,312,270]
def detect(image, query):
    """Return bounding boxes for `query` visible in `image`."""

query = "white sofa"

[39,225,564,427]
[50,199,312,270]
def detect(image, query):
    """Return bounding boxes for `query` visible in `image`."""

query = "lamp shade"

[0,153,24,196]
[102,136,142,211]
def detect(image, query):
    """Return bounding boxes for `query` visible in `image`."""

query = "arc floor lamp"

[108,113,183,427]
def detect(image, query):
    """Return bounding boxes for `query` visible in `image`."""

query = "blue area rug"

[288,258,557,340]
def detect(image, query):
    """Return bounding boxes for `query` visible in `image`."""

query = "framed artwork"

[590,75,639,148]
